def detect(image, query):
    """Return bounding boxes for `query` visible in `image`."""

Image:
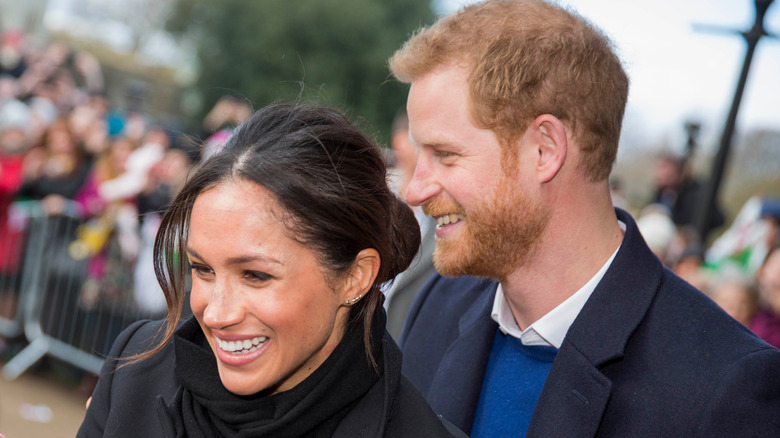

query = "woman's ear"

[533,114,568,183]
[342,248,380,305]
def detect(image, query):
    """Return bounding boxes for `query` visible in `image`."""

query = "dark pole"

[683,121,701,164]
[693,0,775,243]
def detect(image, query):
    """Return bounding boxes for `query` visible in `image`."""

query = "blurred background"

[0,0,778,437]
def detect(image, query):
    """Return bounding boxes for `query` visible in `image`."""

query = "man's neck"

[500,205,624,331]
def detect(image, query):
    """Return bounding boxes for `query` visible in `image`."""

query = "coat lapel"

[528,208,664,438]
[426,281,498,433]
[527,344,613,438]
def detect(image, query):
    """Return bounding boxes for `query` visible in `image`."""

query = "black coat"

[400,208,780,437]
[78,318,466,437]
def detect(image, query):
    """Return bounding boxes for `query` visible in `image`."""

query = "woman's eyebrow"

[185,247,281,266]
[226,255,282,266]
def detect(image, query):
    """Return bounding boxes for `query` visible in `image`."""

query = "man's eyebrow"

[415,137,452,149]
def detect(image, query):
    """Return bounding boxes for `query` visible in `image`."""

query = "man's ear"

[342,248,381,304]
[533,114,568,183]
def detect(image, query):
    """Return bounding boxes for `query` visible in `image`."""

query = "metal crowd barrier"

[1,200,173,380]
[0,202,30,339]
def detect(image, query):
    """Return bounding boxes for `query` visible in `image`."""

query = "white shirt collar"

[490,221,625,348]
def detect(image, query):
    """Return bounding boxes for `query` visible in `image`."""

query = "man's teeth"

[217,336,268,353]
[436,213,465,227]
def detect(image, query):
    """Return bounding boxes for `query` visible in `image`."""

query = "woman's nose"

[201,279,243,328]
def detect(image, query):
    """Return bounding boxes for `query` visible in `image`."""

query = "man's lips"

[434,213,465,228]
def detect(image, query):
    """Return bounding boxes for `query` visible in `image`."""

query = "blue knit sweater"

[471,328,558,437]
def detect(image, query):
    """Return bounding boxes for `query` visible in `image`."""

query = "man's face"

[405,65,548,280]
[653,157,679,190]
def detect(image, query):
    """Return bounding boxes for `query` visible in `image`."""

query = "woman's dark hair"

[138,103,420,368]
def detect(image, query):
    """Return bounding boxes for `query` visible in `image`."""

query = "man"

[384,109,437,340]
[389,1,780,437]
[652,152,725,241]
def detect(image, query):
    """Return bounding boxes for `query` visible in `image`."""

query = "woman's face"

[47,127,75,155]
[109,138,133,173]
[187,179,352,396]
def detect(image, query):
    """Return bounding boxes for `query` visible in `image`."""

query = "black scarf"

[158,312,383,438]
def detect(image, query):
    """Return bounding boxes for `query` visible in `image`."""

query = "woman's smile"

[215,335,268,354]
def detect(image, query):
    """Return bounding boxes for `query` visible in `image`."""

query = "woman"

[70,136,138,309]
[78,104,466,437]
[749,246,780,349]
[18,117,90,209]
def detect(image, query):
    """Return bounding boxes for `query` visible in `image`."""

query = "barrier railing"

[0,202,30,339]
[1,200,174,380]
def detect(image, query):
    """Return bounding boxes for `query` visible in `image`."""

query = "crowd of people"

[0,31,238,322]
[634,153,780,350]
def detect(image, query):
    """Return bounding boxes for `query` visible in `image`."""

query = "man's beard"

[425,176,549,280]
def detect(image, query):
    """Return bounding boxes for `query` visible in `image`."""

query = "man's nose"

[405,155,440,207]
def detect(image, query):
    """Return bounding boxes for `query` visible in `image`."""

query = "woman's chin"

[218,369,271,396]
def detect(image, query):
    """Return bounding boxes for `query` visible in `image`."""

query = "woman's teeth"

[217,336,268,354]
[436,213,465,228]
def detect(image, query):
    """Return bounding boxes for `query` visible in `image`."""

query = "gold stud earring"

[343,294,363,306]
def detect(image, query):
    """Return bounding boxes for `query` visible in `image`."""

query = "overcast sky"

[435,0,780,154]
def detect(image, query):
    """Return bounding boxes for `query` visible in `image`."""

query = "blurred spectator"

[0,98,31,155]
[27,96,59,145]
[66,93,111,164]
[133,146,191,316]
[707,195,780,276]
[636,203,713,291]
[18,118,90,215]
[200,95,251,161]
[388,109,416,200]
[74,136,138,225]
[0,74,20,101]
[710,274,759,327]
[201,94,251,137]
[137,146,189,219]
[652,152,724,241]
[15,42,103,113]
[71,136,138,307]
[0,97,32,281]
[86,126,178,275]
[81,116,110,160]
[672,243,709,292]
[749,247,780,349]
[761,198,780,251]
[98,125,169,203]
[0,30,27,78]
[71,50,104,95]
[636,203,677,264]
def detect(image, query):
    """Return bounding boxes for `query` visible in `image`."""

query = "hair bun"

[386,195,421,279]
